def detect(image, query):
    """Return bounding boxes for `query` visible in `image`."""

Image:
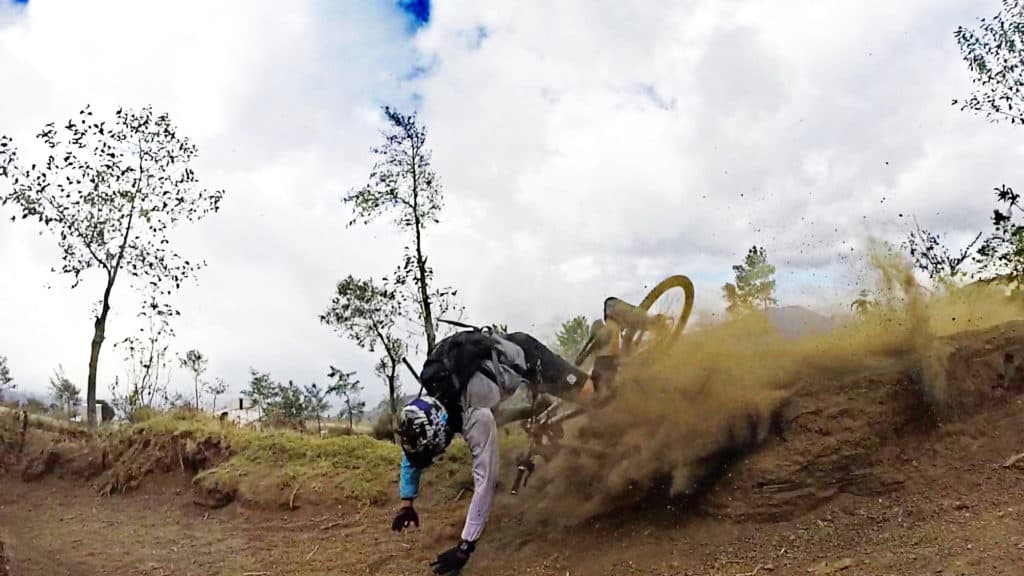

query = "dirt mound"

[20,437,106,482]
[2,413,234,505]
[1,409,456,513]
[98,427,230,496]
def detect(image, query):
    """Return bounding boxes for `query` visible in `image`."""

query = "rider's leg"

[460,406,499,542]
[503,332,591,402]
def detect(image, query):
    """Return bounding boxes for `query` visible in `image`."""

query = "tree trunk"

[86,290,112,428]
[194,375,200,410]
[388,368,400,444]
[347,401,354,432]
[414,219,435,352]
[90,189,136,427]
[410,143,436,353]
[316,415,322,435]
[212,393,218,413]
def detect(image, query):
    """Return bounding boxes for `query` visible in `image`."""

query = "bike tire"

[623,274,694,356]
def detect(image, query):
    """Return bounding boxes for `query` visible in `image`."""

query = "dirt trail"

[2,321,1024,575]
[1,398,1021,576]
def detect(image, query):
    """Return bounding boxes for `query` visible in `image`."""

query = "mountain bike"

[509,274,695,494]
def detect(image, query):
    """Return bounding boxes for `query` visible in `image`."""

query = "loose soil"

[2,321,1023,575]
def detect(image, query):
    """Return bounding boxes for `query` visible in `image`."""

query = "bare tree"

[207,377,228,413]
[303,382,330,435]
[49,365,81,419]
[344,106,458,353]
[178,349,208,410]
[0,106,224,426]
[327,366,365,432]
[320,276,406,435]
[110,297,176,417]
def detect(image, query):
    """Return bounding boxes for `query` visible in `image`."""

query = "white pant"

[460,406,498,542]
[458,369,509,542]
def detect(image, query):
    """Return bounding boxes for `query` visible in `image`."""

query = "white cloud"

[1,0,1023,408]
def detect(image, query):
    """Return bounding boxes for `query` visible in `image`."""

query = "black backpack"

[419,330,499,429]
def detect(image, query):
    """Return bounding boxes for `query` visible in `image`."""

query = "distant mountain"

[765,305,841,339]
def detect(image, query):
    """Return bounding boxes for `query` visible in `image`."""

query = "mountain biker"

[390,329,594,575]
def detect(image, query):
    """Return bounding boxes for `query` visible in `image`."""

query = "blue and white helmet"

[397,396,452,469]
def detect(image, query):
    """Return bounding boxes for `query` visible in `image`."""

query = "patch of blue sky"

[397,0,429,31]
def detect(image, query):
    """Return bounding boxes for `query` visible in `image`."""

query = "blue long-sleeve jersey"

[400,452,422,500]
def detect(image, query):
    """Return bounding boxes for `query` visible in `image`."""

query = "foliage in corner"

[954,0,1024,125]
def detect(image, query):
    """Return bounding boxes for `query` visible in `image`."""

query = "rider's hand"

[391,503,419,532]
[430,540,475,574]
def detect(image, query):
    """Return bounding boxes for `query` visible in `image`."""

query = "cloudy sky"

[1,0,1021,406]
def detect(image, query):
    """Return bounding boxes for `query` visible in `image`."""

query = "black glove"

[430,539,475,575]
[391,505,419,532]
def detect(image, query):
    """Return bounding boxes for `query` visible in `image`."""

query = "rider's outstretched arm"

[399,452,422,501]
[392,453,422,532]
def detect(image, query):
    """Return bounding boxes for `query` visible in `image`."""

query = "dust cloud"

[522,249,1024,524]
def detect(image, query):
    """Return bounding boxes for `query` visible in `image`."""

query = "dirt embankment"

[523,272,1024,525]
[704,320,1024,521]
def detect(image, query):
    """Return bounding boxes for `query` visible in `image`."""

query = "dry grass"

[97,409,474,508]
